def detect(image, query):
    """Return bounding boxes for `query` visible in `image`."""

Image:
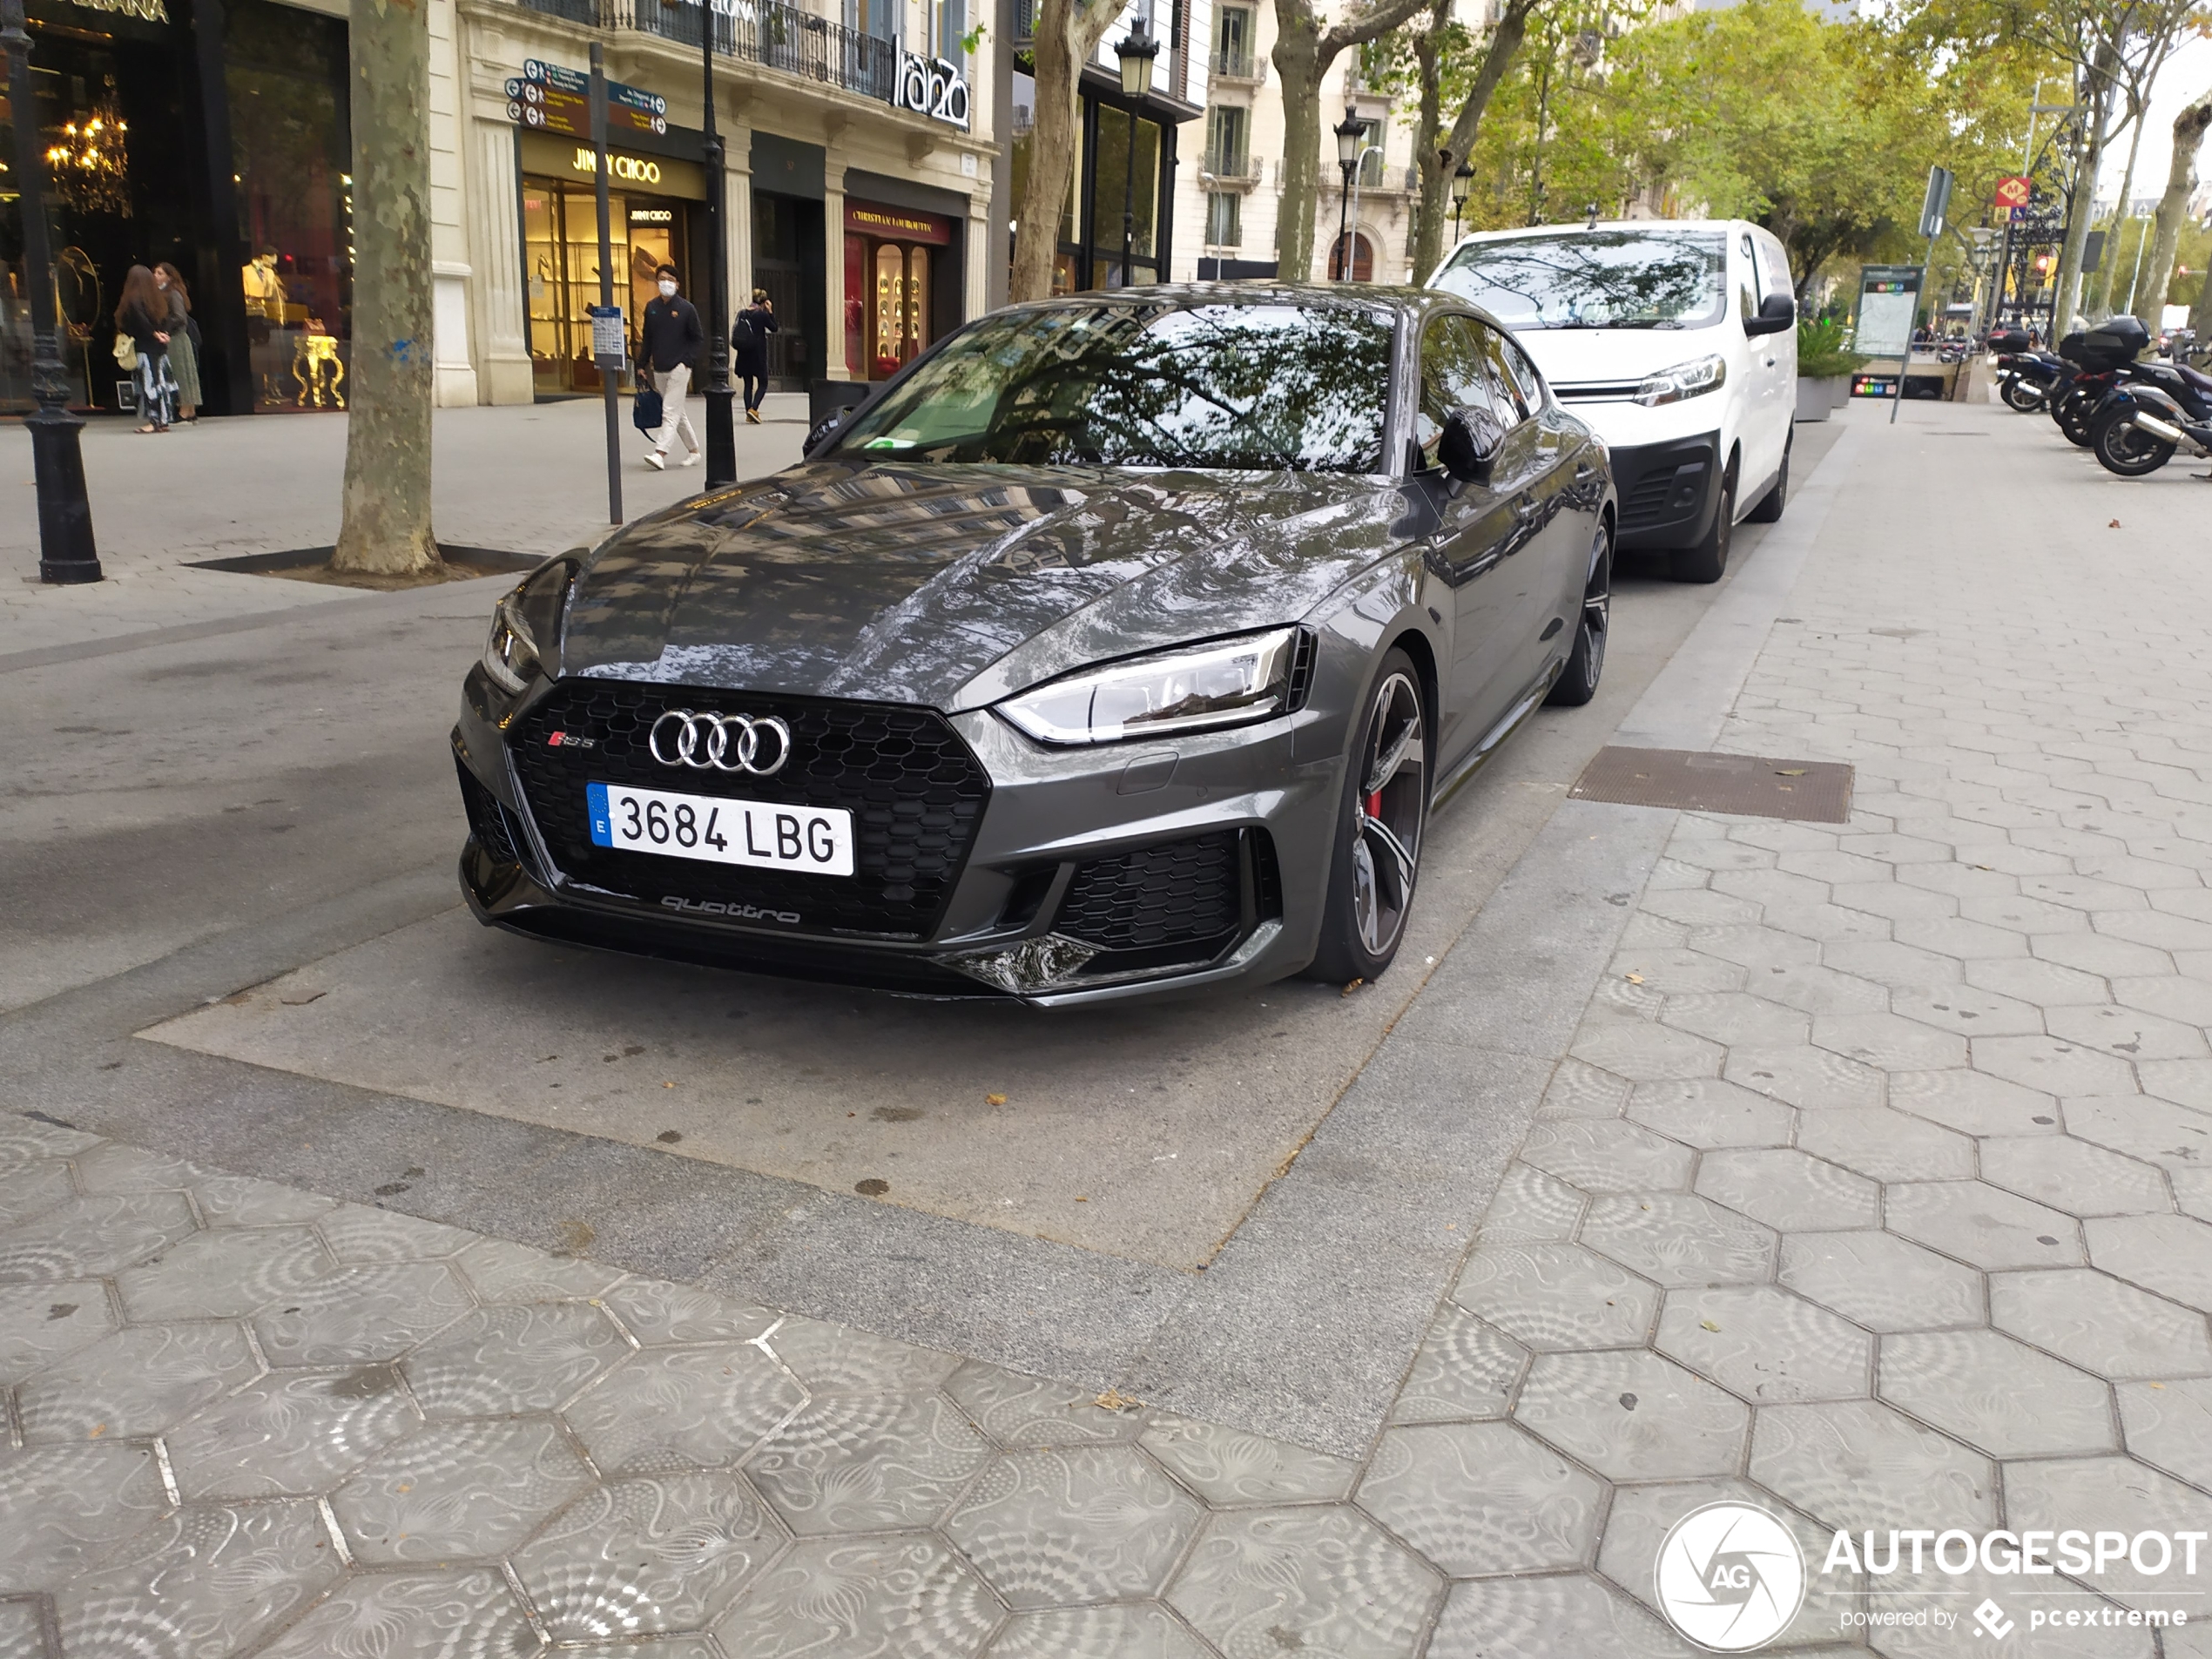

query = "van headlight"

[481,557,579,694]
[1634,354,1727,407]
[996,628,1303,745]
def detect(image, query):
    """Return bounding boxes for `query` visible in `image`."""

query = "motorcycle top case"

[2076,317,2151,370]
[1993,328,2033,353]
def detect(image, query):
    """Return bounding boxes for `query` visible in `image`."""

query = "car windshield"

[828,300,1395,473]
[1433,230,1728,330]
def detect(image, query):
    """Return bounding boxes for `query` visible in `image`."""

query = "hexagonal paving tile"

[1979,1136,2171,1217]
[1723,1044,1885,1110]
[768,1318,963,1395]
[165,1365,423,1499]
[1579,1194,1778,1288]
[749,1390,992,1534]
[1814,1010,1971,1072]
[943,1444,1199,1609]
[1778,1230,1985,1333]
[1518,1119,1696,1193]
[0,1280,116,1385]
[2112,974,2212,1028]
[1824,938,1964,990]
[942,1360,1150,1447]
[1358,1421,1603,1575]
[0,1190,199,1282]
[988,1605,1210,1659]
[17,1319,258,1443]
[711,1534,996,1658]
[1514,1348,1749,1480]
[564,1343,807,1474]
[599,1277,779,1345]
[402,1301,631,1417]
[68,1142,209,1193]
[1878,1329,2115,1457]
[2116,1378,2212,1487]
[251,1260,475,1366]
[1890,984,2047,1036]
[251,1568,538,1658]
[1608,946,1748,995]
[0,1442,168,1593]
[1973,1035,2141,1097]
[1139,1413,1360,1506]
[313,1204,478,1263]
[1754,961,1892,1016]
[450,1235,624,1304]
[1792,1106,1975,1183]
[1389,1304,1527,1426]
[1656,1285,1871,1402]
[1537,1058,1635,1120]
[2085,1213,2212,1309]
[2006,1455,2212,1609]
[1167,1507,1439,1659]
[1690,925,1823,973]
[1695,1148,1879,1231]
[1966,956,2114,1008]
[1626,1079,1796,1149]
[2067,1094,2212,1169]
[1452,1241,1660,1352]
[1427,1572,1695,1658]
[514,1472,783,1638]
[1989,1268,2212,1380]
[0,1159,73,1232]
[2049,1002,2209,1062]
[1476,1162,1588,1243]
[1885,1181,2085,1271]
[331,1417,595,1563]
[1750,1399,1996,1534]
[1889,1068,2060,1136]
[190,1174,338,1228]
[113,1225,338,1321]
[1568,1022,1725,1083]
[1661,992,1812,1049]
[51,1499,341,1658]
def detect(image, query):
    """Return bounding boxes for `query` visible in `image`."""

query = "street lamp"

[698,0,736,486]
[1333,105,1364,280]
[1116,21,1157,290]
[3,0,102,583]
[1449,158,1474,242]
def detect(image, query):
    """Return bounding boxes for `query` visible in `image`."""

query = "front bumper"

[1608,430,1723,552]
[452,667,1342,1005]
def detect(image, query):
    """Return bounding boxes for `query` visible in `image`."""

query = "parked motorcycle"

[1991,328,2064,413]
[2089,355,2212,476]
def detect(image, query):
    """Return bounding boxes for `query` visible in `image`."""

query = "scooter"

[2088,361,2212,477]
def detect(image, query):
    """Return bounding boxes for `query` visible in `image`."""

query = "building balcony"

[1209,49,1262,82]
[1200,149,1259,185]
[516,0,903,106]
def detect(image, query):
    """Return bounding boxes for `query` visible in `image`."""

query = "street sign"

[1919,166,1955,240]
[516,60,667,136]
[1856,266,1922,360]
[1993,175,2032,211]
[588,304,627,370]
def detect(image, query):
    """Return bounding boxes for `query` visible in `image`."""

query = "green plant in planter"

[1797,316,1868,380]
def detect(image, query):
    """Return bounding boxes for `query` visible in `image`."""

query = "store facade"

[3,0,355,416]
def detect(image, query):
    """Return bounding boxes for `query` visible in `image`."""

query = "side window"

[1481,326,1541,420]
[1737,235,1760,323]
[1759,234,1795,304]
[1415,315,1494,469]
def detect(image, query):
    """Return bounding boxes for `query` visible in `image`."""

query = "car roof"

[1453,219,1748,240]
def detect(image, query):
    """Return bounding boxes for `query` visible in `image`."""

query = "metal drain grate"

[1569,746,1854,823]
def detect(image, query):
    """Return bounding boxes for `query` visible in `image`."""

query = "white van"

[1428,219,1797,583]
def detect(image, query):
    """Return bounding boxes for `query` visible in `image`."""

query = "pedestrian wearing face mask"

[638,263,704,470]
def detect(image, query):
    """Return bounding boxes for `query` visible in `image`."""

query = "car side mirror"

[801,410,845,456]
[1746,292,1796,337]
[1439,406,1505,483]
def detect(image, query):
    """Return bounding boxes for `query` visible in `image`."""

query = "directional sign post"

[509,60,667,138]
[590,44,622,527]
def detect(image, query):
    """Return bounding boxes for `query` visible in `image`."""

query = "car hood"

[557,461,1406,711]
[1511,326,1731,383]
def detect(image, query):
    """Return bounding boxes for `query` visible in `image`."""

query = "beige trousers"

[651,363,699,455]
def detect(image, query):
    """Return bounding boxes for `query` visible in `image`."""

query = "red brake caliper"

[1366,790,1383,820]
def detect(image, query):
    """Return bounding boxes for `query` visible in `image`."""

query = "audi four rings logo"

[648,710,793,776]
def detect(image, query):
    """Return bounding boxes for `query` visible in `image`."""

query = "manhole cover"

[1569,746,1853,823]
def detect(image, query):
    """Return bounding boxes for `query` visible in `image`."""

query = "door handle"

[1764,357,1777,368]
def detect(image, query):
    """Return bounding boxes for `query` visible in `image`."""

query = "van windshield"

[1433,230,1728,330]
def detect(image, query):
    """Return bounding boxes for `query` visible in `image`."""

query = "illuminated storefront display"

[842,200,954,381]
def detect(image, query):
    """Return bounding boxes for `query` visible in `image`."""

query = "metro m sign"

[1993,176,2033,211]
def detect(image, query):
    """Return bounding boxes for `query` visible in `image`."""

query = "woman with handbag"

[156,263,202,422]
[116,265,177,434]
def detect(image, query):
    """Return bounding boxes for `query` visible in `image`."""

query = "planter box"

[1796,376,1836,421]
[1829,374,1851,408]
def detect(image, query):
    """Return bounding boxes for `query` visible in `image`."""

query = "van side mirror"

[1439,406,1505,482]
[1746,292,1796,337]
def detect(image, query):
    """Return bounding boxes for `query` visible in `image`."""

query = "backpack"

[732,313,758,352]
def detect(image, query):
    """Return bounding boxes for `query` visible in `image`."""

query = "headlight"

[996,627,1303,745]
[481,557,578,695]
[1634,354,1727,407]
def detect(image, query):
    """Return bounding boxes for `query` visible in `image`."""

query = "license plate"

[586,782,854,877]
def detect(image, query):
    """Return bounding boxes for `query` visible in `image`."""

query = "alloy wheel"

[1580,547,1612,691]
[1352,671,1426,958]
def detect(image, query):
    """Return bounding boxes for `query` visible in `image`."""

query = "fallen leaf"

[1625,972,1644,984]
[1701,1319,1723,1332]
[662,1082,675,1089]
[2109,518,2122,528]
[280,990,327,1006]
[1094,1387,1143,1413]
[1341,977,1366,996]
[985,1093,1008,1106]
[1075,1196,1089,1202]
[1775,768,1808,777]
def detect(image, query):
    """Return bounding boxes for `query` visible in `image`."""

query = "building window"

[935,0,966,60]
[1204,105,1249,179]
[1205,193,1241,249]
[1212,4,1253,76]
[1351,116,1386,187]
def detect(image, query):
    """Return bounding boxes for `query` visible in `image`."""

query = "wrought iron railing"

[1201,147,1257,181]
[519,0,899,103]
[1209,48,1258,78]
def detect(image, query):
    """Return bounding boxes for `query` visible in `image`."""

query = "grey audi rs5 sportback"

[453,284,1615,1005]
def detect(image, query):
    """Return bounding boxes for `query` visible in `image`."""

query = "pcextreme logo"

[1655,1502,1806,1651]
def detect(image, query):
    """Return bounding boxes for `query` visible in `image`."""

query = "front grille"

[1552,381,1642,401]
[509,681,989,941]
[1621,467,1680,528]
[1058,833,1242,952]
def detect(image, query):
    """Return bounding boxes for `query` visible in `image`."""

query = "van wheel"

[1745,439,1789,523]
[1669,463,1736,584]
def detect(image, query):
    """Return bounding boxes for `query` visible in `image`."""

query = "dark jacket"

[640,293,704,374]
[732,305,778,372]
[118,301,167,361]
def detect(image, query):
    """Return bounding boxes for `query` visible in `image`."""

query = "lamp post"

[1116,22,1157,289]
[698,0,736,486]
[1333,106,1363,280]
[3,0,102,583]
[1449,158,1474,243]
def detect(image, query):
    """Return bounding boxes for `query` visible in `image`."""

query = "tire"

[1545,525,1612,708]
[1745,439,1789,524]
[2091,406,2176,477]
[2054,389,2097,447]
[2001,376,2045,413]
[1305,650,1428,986]
[1669,462,1736,583]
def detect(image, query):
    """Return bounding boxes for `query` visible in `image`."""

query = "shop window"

[1205,193,1241,250]
[522,177,692,395]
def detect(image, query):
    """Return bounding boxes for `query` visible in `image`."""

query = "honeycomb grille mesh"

[1057,833,1241,952]
[509,681,989,940]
